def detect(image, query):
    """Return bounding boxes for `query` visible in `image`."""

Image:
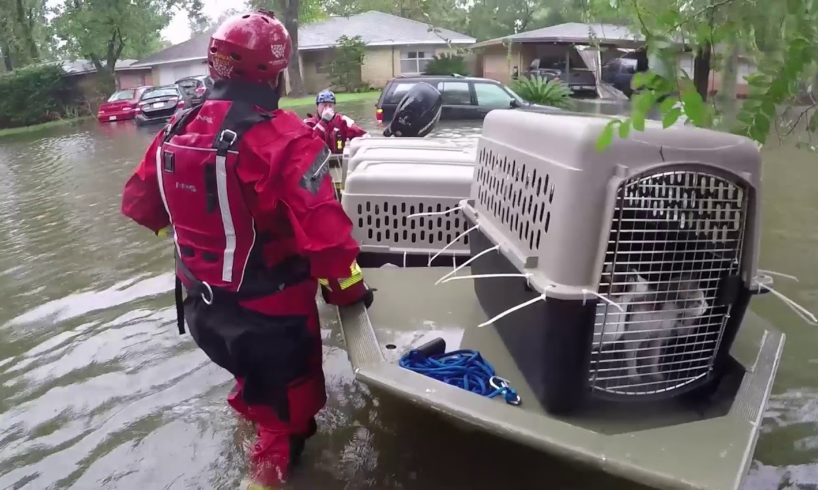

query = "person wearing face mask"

[303,89,368,154]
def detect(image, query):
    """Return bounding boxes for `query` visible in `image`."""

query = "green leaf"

[619,120,631,138]
[746,74,769,87]
[761,100,776,118]
[660,96,677,114]
[662,108,683,128]
[756,113,771,140]
[596,121,617,152]
[681,86,707,127]
[634,92,657,115]
[632,112,646,131]
[631,72,654,90]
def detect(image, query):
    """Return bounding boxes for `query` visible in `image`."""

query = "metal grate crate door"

[590,169,749,397]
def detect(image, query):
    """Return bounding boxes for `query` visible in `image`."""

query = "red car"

[97,86,150,122]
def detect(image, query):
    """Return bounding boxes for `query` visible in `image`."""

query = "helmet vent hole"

[257,64,267,71]
[230,52,242,61]
[209,47,217,53]
[261,17,270,23]
[241,14,250,18]
[208,61,214,67]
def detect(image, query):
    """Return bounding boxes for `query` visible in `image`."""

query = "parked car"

[175,75,212,107]
[97,86,150,122]
[376,75,559,123]
[527,58,596,95]
[135,85,185,126]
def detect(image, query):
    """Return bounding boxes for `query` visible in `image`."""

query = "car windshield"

[107,89,135,102]
[142,88,178,100]
[503,85,527,104]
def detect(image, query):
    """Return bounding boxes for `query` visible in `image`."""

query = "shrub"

[511,76,573,109]
[0,64,86,129]
[329,35,366,92]
[423,53,469,76]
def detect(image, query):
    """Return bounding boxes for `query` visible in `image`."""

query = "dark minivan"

[375,75,553,123]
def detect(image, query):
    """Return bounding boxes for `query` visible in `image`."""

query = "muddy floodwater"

[1,99,817,489]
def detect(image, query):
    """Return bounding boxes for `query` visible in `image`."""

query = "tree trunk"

[716,36,740,130]
[693,43,712,102]
[279,0,305,96]
[1,42,13,71]
[14,0,39,62]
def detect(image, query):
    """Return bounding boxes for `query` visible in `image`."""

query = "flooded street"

[1,98,817,490]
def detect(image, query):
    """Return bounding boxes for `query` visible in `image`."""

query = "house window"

[400,50,432,74]
[315,61,328,74]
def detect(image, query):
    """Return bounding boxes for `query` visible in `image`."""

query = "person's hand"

[321,107,335,122]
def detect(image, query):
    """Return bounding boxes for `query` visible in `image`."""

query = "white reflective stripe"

[155,144,181,257]
[215,153,236,282]
[236,218,256,291]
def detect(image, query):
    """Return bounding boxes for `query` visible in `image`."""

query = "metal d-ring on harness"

[399,347,522,406]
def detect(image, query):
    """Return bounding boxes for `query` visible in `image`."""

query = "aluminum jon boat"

[323,109,786,490]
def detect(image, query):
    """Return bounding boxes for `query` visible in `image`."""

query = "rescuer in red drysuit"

[120,10,373,489]
[303,89,368,154]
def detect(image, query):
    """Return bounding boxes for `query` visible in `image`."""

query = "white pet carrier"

[459,109,762,413]
[341,138,477,267]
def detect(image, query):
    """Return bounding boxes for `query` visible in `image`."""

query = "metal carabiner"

[201,281,214,305]
[489,376,510,390]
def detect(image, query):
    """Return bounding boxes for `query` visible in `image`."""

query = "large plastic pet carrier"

[341,138,476,267]
[461,110,762,413]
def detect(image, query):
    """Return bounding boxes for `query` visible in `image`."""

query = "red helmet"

[207,10,291,85]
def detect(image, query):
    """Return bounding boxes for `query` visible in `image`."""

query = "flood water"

[0,98,816,490]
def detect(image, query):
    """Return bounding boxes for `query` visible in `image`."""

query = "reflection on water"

[0,99,816,489]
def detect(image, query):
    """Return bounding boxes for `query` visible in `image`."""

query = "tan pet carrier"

[461,110,762,413]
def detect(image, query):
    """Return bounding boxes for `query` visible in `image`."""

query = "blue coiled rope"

[399,349,521,405]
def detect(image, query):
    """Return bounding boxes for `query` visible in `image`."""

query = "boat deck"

[333,266,785,490]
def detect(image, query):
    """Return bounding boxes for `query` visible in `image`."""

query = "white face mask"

[317,103,335,117]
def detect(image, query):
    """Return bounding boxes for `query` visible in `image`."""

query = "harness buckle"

[219,129,238,147]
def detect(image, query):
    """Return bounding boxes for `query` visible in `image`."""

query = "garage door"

[156,61,209,85]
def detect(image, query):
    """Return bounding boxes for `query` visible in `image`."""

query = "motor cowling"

[383,82,442,138]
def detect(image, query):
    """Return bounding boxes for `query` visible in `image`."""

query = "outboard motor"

[383,82,442,137]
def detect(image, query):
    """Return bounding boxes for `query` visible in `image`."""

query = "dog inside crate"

[590,170,747,397]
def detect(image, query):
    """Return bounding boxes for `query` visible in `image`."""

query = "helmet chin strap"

[269,72,285,97]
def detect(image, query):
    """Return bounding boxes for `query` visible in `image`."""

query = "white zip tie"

[441,273,532,284]
[478,286,555,328]
[403,250,407,268]
[757,269,800,282]
[428,224,479,266]
[758,283,818,325]
[581,289,625,312]
[435,245,500,285]
[406,205,464,219]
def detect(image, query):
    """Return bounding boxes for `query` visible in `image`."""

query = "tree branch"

[672,0,736,31]
[784,103,817,136]
[630,0,649,37]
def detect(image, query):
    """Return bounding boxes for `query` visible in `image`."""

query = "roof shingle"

[133,11,475,67]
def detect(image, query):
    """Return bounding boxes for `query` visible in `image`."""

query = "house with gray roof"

[131,11,476,93]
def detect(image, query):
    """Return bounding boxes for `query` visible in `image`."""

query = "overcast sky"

[162,0,242,44]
